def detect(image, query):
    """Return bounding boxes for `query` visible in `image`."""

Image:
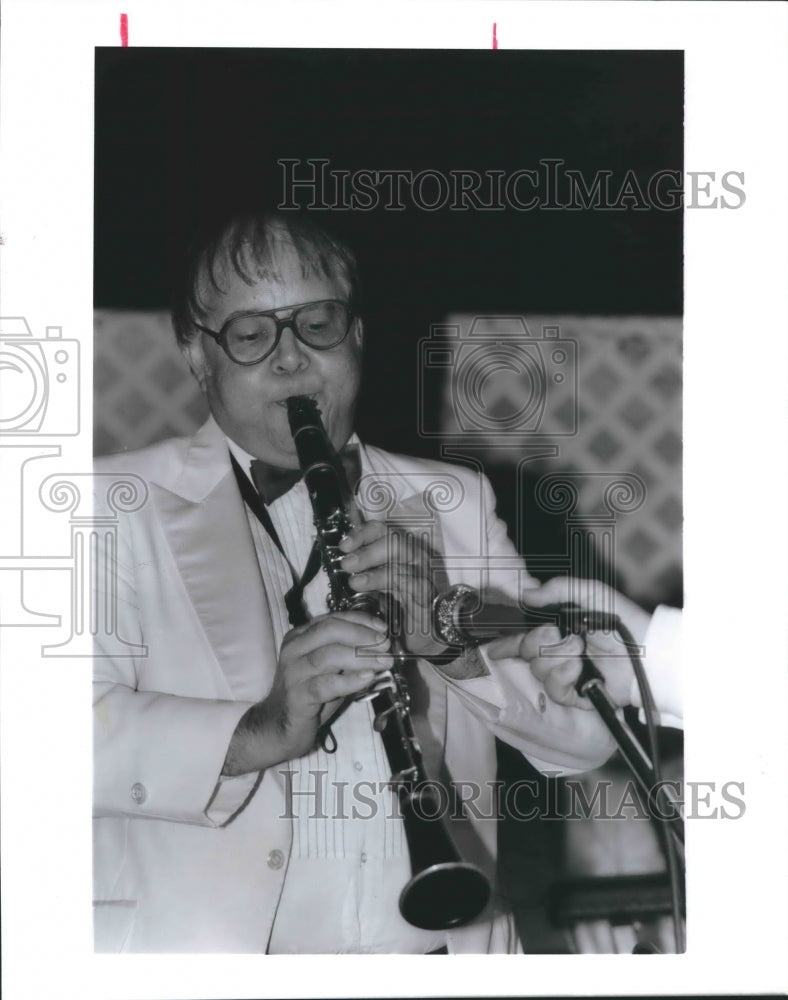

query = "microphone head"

[432,585,478,647]
[431,587,622,649]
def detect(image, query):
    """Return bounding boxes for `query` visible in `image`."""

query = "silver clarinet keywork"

[286,395,491,932]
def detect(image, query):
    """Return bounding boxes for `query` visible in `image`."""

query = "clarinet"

[286,395,491,932]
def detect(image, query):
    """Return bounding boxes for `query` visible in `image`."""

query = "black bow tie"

[250,444,362,505]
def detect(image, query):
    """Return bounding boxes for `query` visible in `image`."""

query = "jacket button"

[131,782,146,804]
[267,849,285,870]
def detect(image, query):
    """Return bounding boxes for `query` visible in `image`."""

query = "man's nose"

[270,324,309,373]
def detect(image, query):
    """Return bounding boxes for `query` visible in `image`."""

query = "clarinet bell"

[400,860,492,931]
[397,784,491,930]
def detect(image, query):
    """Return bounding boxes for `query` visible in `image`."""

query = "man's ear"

[353,317,364,348]
[182,336,207,392]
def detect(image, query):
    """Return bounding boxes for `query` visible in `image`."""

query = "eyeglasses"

[193,299,354,365]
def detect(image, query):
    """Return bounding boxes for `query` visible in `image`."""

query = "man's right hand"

[222,610,392,776]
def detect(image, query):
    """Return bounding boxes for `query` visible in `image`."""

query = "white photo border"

[1,1,786,998]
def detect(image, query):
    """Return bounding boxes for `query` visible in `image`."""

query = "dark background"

[95,48,684,951]
[95,48,683,457]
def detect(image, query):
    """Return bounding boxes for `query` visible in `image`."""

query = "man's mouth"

[275,392,319,408]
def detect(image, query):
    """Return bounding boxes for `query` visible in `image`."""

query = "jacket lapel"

[152,427,455,745]
[155,418,278,702]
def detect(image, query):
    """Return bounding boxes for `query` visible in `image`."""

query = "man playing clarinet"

[93,212,614,953]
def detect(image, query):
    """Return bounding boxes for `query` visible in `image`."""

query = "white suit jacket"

[93,416,614,952]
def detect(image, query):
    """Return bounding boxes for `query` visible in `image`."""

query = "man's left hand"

[338,520,445,658]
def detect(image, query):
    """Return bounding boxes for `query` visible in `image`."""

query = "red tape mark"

[492,22,498,49]
[120,13,129,46]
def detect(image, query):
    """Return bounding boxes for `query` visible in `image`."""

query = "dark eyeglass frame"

[193,298,354,366]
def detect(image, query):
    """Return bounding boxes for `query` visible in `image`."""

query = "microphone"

[432,584,621,650]
[432,586,687,865]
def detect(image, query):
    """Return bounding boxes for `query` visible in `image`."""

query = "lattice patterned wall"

[93,311,681,606]
[93,311,209,457]
[436,315,682,606]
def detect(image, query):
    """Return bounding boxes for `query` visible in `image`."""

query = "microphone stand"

[574,651,684,854]
[433,586,686,951]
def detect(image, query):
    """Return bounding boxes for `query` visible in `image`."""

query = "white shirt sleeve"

[630,605,683,728]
